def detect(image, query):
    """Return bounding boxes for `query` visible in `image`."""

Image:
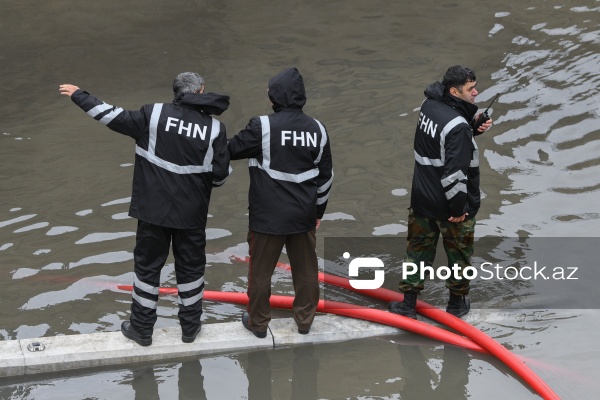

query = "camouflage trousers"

[399,208,476,296]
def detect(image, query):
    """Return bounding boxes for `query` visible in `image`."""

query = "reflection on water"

[476,4,600,238]
[0,214,37,228]
[75,232,136,245]
[1,0,600,398]
[0,314,598,399]
[3,336,572,399]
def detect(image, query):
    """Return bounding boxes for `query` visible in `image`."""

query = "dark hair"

[442,65,476,93]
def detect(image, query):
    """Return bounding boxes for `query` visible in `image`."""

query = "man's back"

[229,67,333,235]
[69,89,230,229]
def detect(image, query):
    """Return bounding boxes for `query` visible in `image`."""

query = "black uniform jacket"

[411,81,480,220]
[228,67,334,235]
[71,89,230,229]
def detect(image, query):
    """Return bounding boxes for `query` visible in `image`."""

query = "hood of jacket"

[424,81,478,122]
[173,92,230,116]
[268,67,306,112]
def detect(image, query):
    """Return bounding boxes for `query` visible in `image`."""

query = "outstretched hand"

[59,84,80,97]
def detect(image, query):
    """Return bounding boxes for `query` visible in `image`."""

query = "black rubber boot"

[182,323,202,343]
[121,321,152,346]
[446,293,470,317]
[388,291,418,320]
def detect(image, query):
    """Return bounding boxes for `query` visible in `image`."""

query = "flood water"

[1,0,600,399]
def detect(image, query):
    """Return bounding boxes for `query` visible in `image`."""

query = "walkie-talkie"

[473,93,499,134]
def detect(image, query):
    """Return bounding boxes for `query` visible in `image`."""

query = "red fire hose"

[116,257,560,399]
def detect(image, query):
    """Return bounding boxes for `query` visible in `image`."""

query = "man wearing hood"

[389,65,492,319]
[59,72,230,346]
[228,67,333,338]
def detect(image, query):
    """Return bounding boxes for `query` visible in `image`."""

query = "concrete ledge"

[0,339,25,377]
[0,315,401,378]
[270,315,401,346]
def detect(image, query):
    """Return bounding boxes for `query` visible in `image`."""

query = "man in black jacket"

[59,72,230,345]
[228,67,333,338]
[389,65,492,319]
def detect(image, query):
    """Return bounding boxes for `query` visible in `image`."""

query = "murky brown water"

[2,0,600,399]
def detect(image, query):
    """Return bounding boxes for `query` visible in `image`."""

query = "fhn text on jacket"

[228,67,334,234]
[68,87,231,229]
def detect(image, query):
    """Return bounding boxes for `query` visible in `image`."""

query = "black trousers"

[130,220,206,336]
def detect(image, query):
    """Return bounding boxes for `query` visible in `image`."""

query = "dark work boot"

[182,323,202,343]
[121,321,152,346]
[242,312,267,339]
[388,292,418,320]
[446,293,470,317]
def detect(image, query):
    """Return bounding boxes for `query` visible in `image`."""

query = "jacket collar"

[424,81,478,122]
[173,92,230,116]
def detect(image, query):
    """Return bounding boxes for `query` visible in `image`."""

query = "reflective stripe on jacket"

[71,90,230,229]
[410,81,480,220]
[228,68,333,235]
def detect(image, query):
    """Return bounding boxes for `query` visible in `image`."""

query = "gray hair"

[173,72,205,96]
